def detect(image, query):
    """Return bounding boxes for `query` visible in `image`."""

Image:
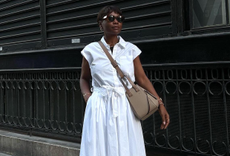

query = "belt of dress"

[93,85,125,119]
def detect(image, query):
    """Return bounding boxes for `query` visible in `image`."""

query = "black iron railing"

[0,68,84,139]
[0,63,229,156]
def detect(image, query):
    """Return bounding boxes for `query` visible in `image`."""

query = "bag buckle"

[118,75,129,87]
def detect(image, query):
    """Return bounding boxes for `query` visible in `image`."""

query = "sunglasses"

[103,15,125,23]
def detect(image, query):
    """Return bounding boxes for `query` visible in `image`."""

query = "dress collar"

[100,36,126,49]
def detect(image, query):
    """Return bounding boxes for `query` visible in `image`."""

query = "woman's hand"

[158,105,170,129]
[134,57,170,129]
[80,57,92,104]
[83,93,92,103]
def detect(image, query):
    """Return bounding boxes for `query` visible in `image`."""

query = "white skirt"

[80,86,146,156]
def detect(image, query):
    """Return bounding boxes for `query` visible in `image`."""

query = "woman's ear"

[100,26,103,31]
[99,21,103,31]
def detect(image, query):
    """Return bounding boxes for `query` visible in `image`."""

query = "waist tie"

[93,85,125,119]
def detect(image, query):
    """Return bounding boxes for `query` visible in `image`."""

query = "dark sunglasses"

[103,15,125,23]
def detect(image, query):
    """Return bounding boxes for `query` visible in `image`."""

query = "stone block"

[0,136,12,154]
[32,142,50,156]
[0,153,12,156]
[11,138,32,156]
[49,145,69,156]
[68,148,80,156]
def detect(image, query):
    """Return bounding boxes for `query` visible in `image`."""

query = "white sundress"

[80,36,146,156]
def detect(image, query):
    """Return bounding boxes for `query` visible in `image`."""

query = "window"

[190,0,229,28]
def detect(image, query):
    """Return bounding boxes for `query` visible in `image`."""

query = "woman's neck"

[104,35,119,47]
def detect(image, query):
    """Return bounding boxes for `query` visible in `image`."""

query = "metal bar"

[150,70,157,148]
[39,0,47,48]
[188,0,193,29]
[22,82,26,126]
[0,67,82,72]
[191,68,197,154]
[0,14,40,26]
[0,6,40,18]
[133,31,230,44]
[64,82,68,131]
[47,30,101,40]
[46,0,119,16]
[162,68,168,148]
[47,11,171,26]
[122,0,170,12]
[124,11,171,21]
[170,0,178,35]
[47,23,98,32]
[72,82,76,131]
[0,39,41,47]
[46,0,122,9]
[2,81,6,123]
[142,61,230,67]
[35,81,39,128]
[46,0,79,8]
[176,69,182,151]
[225,0,229,24]
[0,0,8,5]
[43,81,46,127]
[47,22,172,40]
[223,68,230,156]
[57,82,60,130]
[206,69,213,155]
[0,22,41,33]
[46,13,96,24]
[0,0,39,12]
[50,82,54,130]
[0,30,40,40]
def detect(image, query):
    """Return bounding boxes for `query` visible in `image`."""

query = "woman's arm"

[134,56,170,129]
[80,57,92,103]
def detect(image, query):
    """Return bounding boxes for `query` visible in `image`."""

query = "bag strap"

[98,41,124,78]
[98,41,139,96]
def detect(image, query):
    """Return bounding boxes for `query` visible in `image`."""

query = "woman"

[80,5,170,156]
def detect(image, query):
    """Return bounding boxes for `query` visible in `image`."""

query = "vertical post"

[191,69,197,154]
[171,0,178,35]
[39,0,47,48]
[189,0,193,30]
[222,68,229,155]
[225,0,229,24]
[171,0,185,35]
[176,69,182,151]
[205,69,213,155]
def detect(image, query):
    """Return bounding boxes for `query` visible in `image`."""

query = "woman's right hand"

[83,93,92,103]
[80,56,92,104]
[158,105,170,129]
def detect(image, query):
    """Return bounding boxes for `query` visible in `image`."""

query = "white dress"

[80,36,146,156]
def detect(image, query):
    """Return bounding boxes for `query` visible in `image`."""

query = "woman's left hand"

[158,105,170,129]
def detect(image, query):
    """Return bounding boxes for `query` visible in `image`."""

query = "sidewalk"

[0,129,80,156]
[0,129,189,156]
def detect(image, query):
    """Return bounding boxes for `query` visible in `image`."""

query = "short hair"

[97,5,123,24]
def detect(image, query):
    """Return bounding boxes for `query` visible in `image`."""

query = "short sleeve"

[132,44,142,60]
[81,45,93,64]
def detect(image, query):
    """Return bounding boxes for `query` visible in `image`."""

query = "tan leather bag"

[98,41,159,120]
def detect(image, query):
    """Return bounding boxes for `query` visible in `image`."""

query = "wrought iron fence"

[0,63,229,156]
[0,69,84,138]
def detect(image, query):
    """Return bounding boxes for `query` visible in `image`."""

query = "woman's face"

[100,11,123,36]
